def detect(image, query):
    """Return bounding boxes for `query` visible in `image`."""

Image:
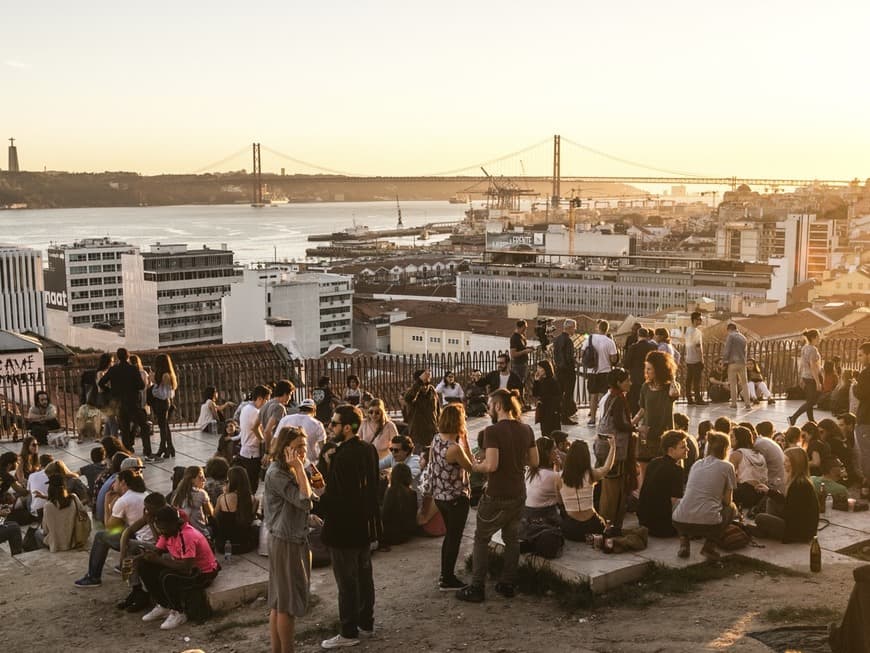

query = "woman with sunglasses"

[358,398,398,460]
[435,371,465,406]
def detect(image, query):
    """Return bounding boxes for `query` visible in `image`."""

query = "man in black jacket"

[853,342,870,495]
[476,354,524,396]
[552,319,578,424]
[98,348,146,453]
[319,404,382,650]
[624,328,659,415]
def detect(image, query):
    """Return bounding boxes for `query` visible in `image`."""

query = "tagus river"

[0,201,466,263]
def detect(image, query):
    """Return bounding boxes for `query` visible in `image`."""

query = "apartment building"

[142,243,240,347]
[0,244,46,335]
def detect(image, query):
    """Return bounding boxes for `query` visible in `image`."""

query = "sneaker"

[321,634,360,649]
[700,541,721,562]
[730,403,738,409]
[677,538,690,559]
[439,576,465,591]
[74,575,102,588]
[494,582,515,598]
[767,397,776,405]
[586,418,596,426]
[112,564,123,575]
[125,588,150,613]
[116,590,136,610]
[456,584,485,603]
[695,399,710,406]
[787,415,796,427]
[358,628,375,639]
[160,610,188,630]
[142,605,172,623]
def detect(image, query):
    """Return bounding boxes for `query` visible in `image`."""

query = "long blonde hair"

[784,447,810,493]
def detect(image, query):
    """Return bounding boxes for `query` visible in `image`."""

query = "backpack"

[581,334,599,371]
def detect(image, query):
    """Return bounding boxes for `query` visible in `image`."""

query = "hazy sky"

[3,0,868,178]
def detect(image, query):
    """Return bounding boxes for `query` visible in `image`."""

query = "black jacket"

[854,365,870,425]
[98,361,145,407]
[320,436,382,549]
[624,339,659,383]
[478,370,523,395]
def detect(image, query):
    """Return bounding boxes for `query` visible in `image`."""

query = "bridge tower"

[8,137,20,172]
[251,143,263,207]
[551,134,560,207]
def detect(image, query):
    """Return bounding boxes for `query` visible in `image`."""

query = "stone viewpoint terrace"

[2,399,869,611]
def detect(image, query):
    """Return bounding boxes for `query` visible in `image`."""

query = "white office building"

[143,243,241,347]
[0,244,46,335]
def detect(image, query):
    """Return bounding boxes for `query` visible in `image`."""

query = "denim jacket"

[263,461,312,544]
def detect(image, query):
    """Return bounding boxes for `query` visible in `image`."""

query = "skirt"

[268,534,311,617]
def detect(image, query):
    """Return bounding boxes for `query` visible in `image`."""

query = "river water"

[0,201,467,263]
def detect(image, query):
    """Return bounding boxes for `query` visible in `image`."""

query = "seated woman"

[672,431,737,561]
[817,418,852,482]
[358,399,399,460]
[195,387,234,434]
[381,463,418,546]
[170,466,214,538]
[707,361,731,403]
[558,437,616,540]
[16,436,40,486]
[139,506,220,630]
[522,437,562,544]
[203,457,229,507]
[752,447,819,543]
[214,465,260,554]
[41,474,85,552]
[828,369,854,416]
[816,360,840,410]
[746,359,774,404]
[801,421,830,476]
[435,371,466,406]
[343,375,366,407]
[729,426,768,510]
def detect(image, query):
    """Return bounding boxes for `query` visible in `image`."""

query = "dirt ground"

[0,531,857,653]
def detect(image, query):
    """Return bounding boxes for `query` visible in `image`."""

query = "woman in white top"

[789,329,822,426]
[357,398,398,459]
[150,353,178,460]
[435,371,465,406]
[729,425,768,510]
[558,437,616,541]
[522,437,563,537]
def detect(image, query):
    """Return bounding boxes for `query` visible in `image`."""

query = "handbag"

[70,495,93,549]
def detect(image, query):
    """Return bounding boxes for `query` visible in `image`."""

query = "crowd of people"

[1,332,869,652]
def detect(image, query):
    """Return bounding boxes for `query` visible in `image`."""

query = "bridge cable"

[423,138,552,177]
[191,146,253,174]
[260,146,363,177]
[560,137,709,178]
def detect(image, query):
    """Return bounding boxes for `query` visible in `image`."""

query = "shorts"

[587,373,609,395]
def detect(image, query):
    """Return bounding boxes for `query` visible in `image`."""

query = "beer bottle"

[810,536,822,573]
[818,482,827,514]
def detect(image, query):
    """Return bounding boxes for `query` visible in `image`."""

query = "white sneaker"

[160,610,188,630]
[142,605,171,622]
[321,633,360,649]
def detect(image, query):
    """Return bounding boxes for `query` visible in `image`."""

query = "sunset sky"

[3,0,868,179]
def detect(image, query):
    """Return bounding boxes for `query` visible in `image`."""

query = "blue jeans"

[87,530,122,579]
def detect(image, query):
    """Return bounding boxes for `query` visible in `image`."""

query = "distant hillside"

[0,171,644,209]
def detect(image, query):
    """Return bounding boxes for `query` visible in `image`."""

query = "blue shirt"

[95,472,117,524]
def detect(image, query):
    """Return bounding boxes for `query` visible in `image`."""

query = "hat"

[299,398,316,411]
[120,456,144,471]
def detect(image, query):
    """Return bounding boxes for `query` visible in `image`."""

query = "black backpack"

[581,334,599,370]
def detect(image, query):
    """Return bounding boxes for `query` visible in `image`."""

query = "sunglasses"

[389,447,403,453]
[330,420,342,426]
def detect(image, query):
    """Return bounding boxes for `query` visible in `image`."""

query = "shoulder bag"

[70,495,93,549]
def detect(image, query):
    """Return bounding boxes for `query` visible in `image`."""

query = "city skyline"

[3,1,869,178]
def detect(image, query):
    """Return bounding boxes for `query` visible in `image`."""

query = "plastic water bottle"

[825,492,834,514]
[224,540,233,564]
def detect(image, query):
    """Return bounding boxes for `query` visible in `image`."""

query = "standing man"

[260,379,295,454]
[622,322,642,358]
[853,342,870,497]
[624,328,658,415]
[580,320,619,426]
[238,385,271,493]
[98,348,145,452]
[320,405,381,650]
[276,398,327,466]
[684,311,707,405]
[477,354,524,395]
[721,323,752,411]
[553,319,579,425]
[457,389,538,603]
[509,319,535,409]
[403,369,440,452]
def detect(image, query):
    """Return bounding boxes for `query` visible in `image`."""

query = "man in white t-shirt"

[581,320,619,426]
[75,468,149,587]
[27,453,53,517]
[237,384,271,494]
[684,311,707,405]
[276,398,327,465]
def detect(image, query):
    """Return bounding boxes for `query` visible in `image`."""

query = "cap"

[120,456,144,471]
[299,398,316,410]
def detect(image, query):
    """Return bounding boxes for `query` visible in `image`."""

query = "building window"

[411,335,423,342]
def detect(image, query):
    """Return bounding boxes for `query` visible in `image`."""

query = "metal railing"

[1,337,866,437]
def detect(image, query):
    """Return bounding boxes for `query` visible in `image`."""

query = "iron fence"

[0,337,866,437]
